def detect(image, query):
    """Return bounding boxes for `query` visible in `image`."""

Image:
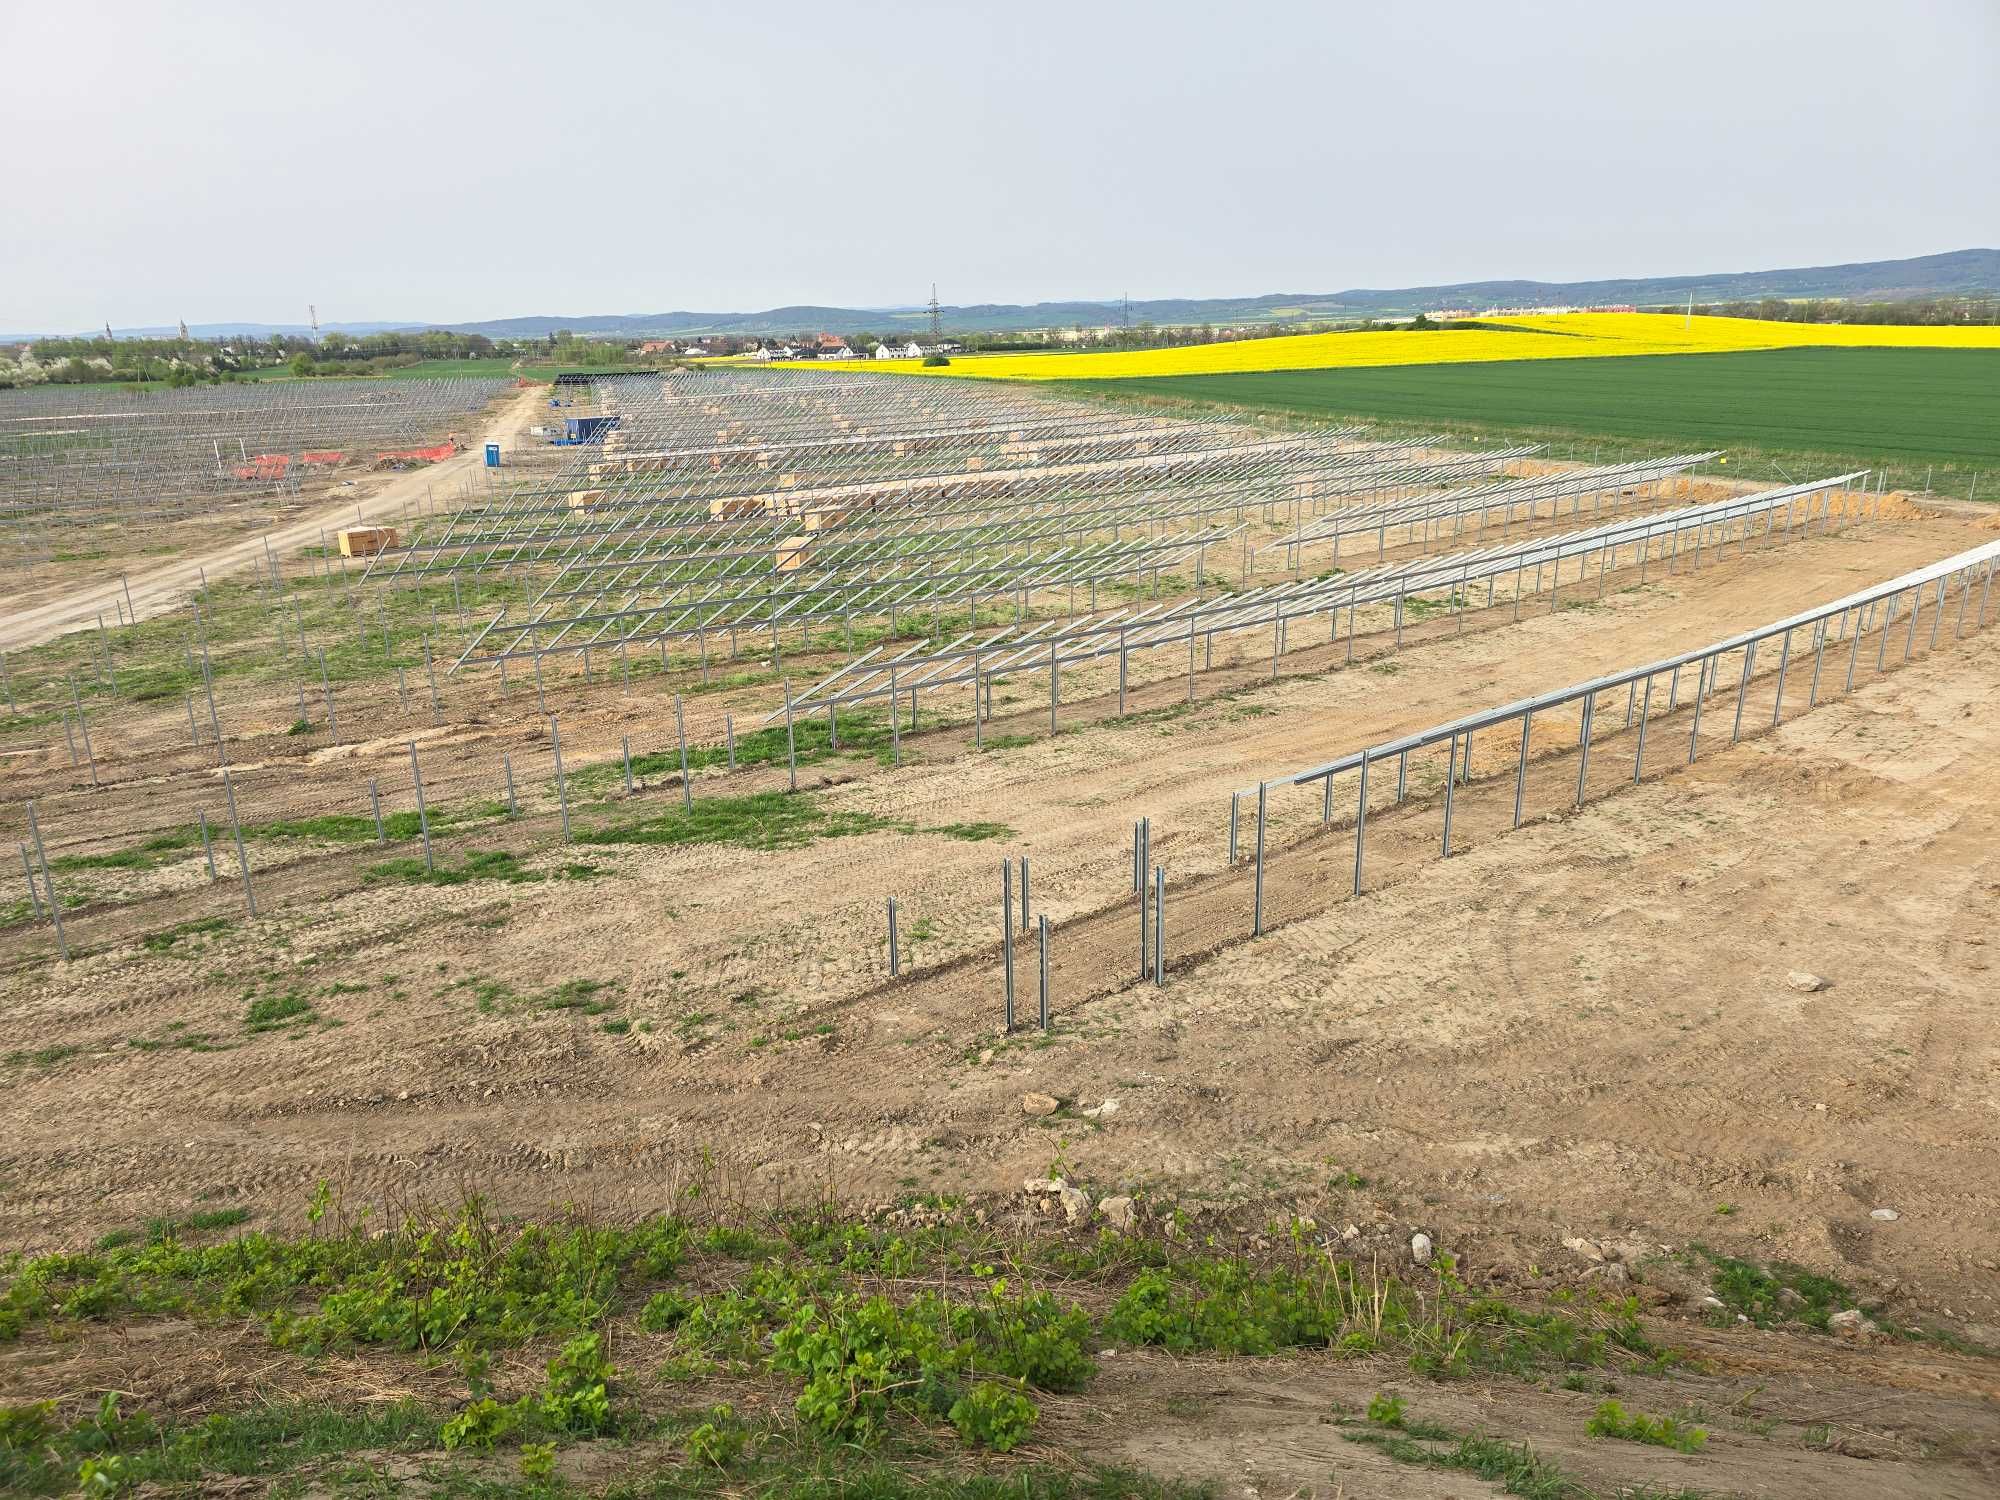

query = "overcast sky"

[3,0,1995,331]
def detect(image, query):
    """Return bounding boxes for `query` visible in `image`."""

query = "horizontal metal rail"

[771,472,1870,723]
[1229,533,2000,905]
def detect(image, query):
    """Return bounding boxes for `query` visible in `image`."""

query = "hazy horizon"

[4,0,1995,332]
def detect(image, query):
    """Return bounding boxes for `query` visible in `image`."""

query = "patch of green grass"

[50,828,202,873]
[928,821,1012,842]
[366,849,556,887]
[1104,1253,1656,1378]
[96,1207,254,1251]
[0,1378,1207,1500]
[1586,1398,1708,1453]
[49,804,512,877]
[0,1396,440,1498]
[458,975,617,1018]
[1343,1396,1716,1499]
[139,917,233,954]
[243,992,316,1033]
[3,1045,83,1070]
[1690,1245,1853,1332]
[572,711,898,795]
[0,1187,1724,1496]
[581,792,892,853]
[542,979,614,1015]
[251,801,509,844]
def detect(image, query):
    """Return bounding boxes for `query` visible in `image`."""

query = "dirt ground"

[3,492,1997,1495]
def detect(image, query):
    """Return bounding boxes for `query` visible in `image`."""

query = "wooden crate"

[336,526,400,558]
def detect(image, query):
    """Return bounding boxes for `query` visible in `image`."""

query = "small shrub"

[539,1333,616,1435]
[949,1380,1038,1452]
[639,1289,695,1331]
[440,1397,523,1452]
[76,1454,128,1496]
[683,1405,746,1468]
[1366,1392,1406,1428]
[0,1400,56,1449]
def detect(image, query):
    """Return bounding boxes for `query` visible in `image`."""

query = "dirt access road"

[0,383,547,655]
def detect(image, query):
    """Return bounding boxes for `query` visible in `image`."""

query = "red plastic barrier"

[373,439,459,464]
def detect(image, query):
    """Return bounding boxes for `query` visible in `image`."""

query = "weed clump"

[242,993,315,1032]
[1586,1398,1708,1452]
[581,792,890,853]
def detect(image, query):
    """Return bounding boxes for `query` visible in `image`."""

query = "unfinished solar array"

[11,363,1993,1016]
[345,368,1563,675]
[0,377,510,542]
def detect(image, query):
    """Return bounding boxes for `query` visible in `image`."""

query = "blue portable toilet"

[484,442,501,468]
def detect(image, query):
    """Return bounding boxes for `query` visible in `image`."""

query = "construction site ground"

[2,495,1998,1497]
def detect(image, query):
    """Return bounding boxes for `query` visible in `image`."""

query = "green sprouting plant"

[516,1441,557,1481]
[1045,1136,1074,1181]
[439,1397,523,1452]
[0,1401,56,1450]
[456,1342,493,1397]
[1586,1399,1707,1453]
[538,1332,616,1435]
[1366,1392,1406,1428]
[639,1288,696,1331]
[683,1405,746,1468]
[949,1380,1038,1452]
[76,1455,128,1496]
[699,1224,778,1260]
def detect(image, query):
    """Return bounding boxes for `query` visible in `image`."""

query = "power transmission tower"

[309,304,321,342]
[928,284,942,342]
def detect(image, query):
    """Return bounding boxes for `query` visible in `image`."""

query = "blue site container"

[552,414,622,446]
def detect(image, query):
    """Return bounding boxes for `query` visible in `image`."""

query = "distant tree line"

[1659,295,2000,326]
[0,327,664,386]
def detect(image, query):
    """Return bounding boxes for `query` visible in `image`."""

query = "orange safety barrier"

[373,439,460,464]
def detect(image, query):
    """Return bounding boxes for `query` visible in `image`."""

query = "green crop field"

[1073,348,2000,497]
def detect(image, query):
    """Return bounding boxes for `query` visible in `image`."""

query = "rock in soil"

[1099,1194,1138,1231]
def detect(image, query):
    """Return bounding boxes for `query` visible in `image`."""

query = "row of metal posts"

[1232,545,1996,935]
[19,492,1973,973]
[805,471,1866,740]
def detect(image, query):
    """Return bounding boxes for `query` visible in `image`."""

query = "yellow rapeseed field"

[854,312,2000,380]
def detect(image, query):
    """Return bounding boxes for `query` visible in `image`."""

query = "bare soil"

[2,504,1997,1497]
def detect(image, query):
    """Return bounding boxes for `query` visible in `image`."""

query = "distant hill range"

[23,249,1998,343]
